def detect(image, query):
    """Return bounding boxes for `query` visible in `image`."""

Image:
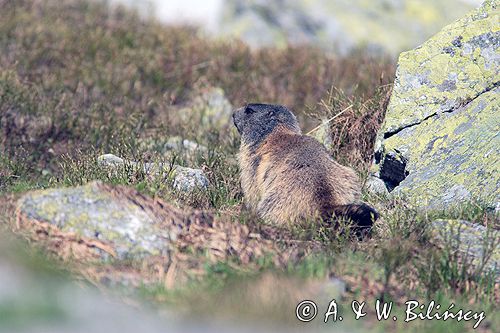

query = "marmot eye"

[245,106,256,114]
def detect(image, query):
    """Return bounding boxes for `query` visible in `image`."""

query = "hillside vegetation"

[0,1,498,332]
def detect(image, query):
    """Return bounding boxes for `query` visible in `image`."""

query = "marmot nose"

[232,108,244,133]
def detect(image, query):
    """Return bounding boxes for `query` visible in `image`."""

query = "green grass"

[0,0,498,332]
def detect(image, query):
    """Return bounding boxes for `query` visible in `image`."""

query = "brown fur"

[239,125,369,226]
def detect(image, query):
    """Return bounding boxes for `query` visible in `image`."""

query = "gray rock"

[318,277,346,301]
[180,87,233,128]
[365,176,389,196]
[172,166,210,192]
[17,182,177,260]
[137,137,208,160]
[164,137,209,157]
[97,153,125,166]
[373,1,499,209]
[430,219,500,280]
[98,154,209,192]
[220,0,477,56]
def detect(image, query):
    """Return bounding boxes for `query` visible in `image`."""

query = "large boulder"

[372,0,499,209]
[220,0,478,55]
[14,182,280,287]
[17,182,182,260]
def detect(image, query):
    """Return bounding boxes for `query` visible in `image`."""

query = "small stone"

[137,137,208,160]
[98,154,125,166]
[365,176,389,196]
[320,277,346,299]
[164,137,208,155]
[311,119,333,151]
[97,154,209,192]
[172,166,209,192]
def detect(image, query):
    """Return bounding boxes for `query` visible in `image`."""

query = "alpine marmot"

[233,103,378,232]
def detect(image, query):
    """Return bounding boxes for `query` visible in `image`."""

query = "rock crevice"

[384,79,500,139]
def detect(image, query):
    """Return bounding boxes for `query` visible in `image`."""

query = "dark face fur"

[232,103,301,147]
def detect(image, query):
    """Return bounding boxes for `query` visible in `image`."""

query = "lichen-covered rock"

[430,219,500,280]
[220,0,478,56]
[98,154,209,192]
[11,182,281,290]
[373,1,499,208]
[17,182,179,260]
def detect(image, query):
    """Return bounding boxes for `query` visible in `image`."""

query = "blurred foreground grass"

[0,1,498,332]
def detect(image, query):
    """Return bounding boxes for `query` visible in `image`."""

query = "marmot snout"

[233,103,378,232]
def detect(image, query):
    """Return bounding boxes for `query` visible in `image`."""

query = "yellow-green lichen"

[383,1,499,133]
[383,89,499,207]
[18,182,174,261]
[376,1,499,208]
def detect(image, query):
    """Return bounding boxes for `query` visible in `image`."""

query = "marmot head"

[232,103,301,147]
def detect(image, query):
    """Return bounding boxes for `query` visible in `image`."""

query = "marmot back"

[233,103,378,231]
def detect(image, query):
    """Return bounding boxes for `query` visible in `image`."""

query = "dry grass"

[0,1,498,332]
[0,0,394,181]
